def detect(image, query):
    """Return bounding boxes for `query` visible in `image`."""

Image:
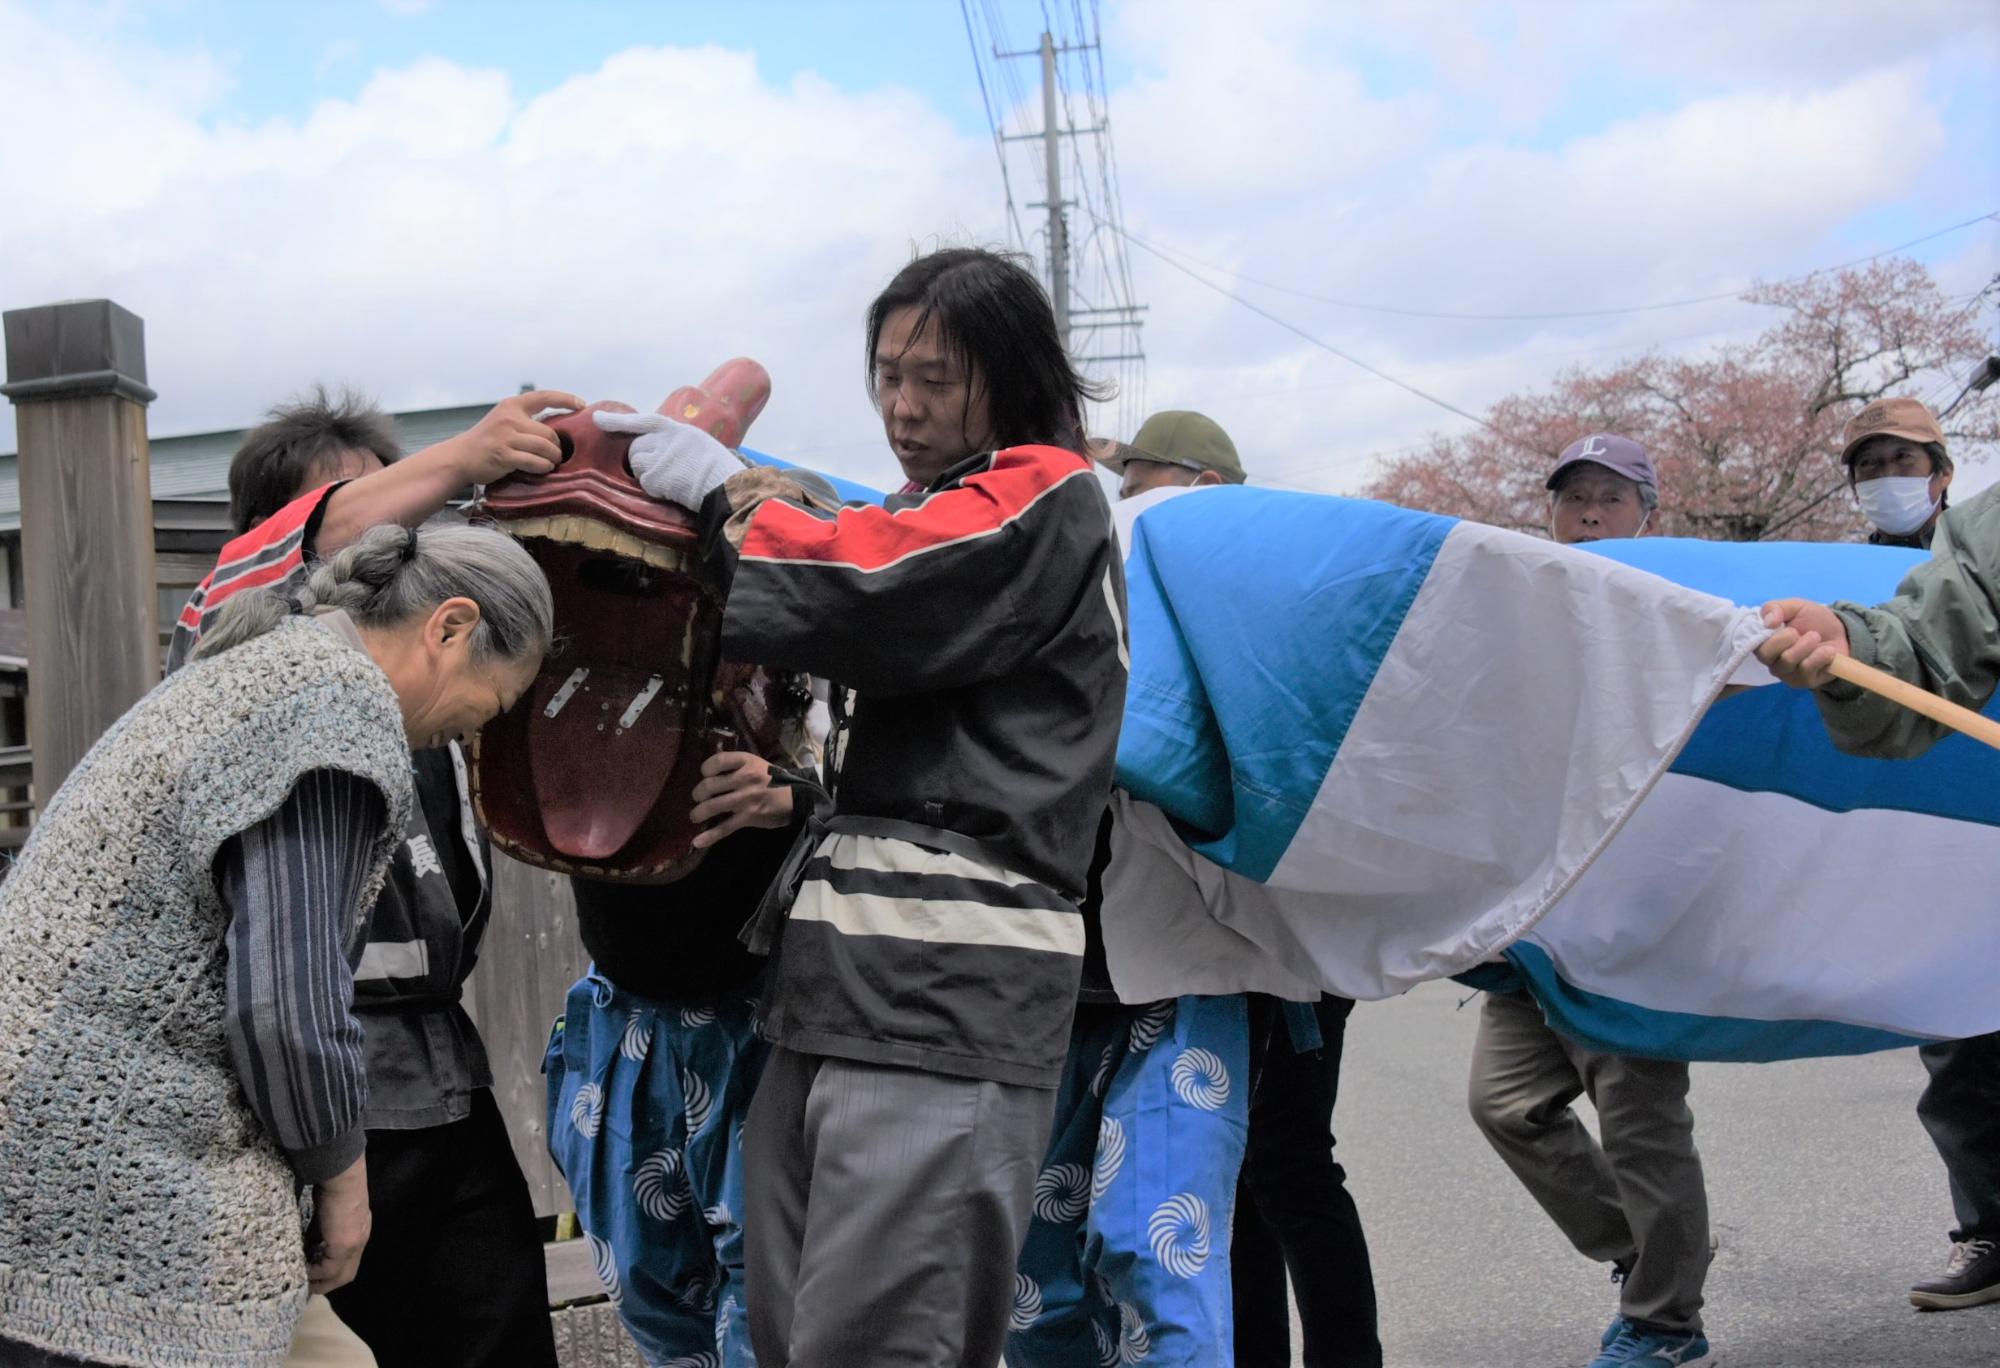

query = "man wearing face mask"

[1842,397,1954,548]
[1757,398,1998,1314]
[1467,434,1715,1368]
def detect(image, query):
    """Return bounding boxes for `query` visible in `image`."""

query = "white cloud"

[0,0,1990,501]
[1094,2,1983,490]
[317,38,362,79]
[0,10,995,487]
[1106,0,1438,200]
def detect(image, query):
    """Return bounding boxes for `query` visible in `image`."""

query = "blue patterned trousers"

[546,969,767,1367]
[1008,996,1252,1366]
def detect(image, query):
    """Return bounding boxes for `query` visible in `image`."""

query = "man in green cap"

[1093,409,1246,501]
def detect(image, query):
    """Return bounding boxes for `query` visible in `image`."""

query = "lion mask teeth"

[495,514,686,572]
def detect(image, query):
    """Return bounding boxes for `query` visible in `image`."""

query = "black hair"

[1844,435,1954,482]
[227,385,403,534]
[864,247,1108,454]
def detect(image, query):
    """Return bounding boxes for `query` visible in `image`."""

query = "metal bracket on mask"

[469,359,814,883]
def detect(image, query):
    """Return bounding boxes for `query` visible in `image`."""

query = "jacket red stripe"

[739,445,1092,574]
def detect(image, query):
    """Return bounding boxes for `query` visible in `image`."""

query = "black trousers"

[328,1088,557,1368]
[1917,1030,2000,1243]
[0,1339,107,1366]
[1232,995,1382,1368]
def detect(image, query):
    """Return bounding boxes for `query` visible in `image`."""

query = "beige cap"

[1841,397,1946,465]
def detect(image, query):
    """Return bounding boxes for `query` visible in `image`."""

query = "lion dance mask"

[470,359,814,883]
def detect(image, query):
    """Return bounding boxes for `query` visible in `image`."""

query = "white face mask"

[1855,475,1939,536]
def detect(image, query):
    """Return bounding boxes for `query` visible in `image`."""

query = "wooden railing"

[0,744,32,851]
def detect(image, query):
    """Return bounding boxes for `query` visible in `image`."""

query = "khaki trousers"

[283,1296,378,1368]
[1467,989,1709,1333]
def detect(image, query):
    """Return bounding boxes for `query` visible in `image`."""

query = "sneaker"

[1588,1325,1712,1367]
[1909,1237,2000,1311]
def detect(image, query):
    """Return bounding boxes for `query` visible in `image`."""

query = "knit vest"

[0,616,413,1367]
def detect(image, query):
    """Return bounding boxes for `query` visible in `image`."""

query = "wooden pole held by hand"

[1826,654,2000,753]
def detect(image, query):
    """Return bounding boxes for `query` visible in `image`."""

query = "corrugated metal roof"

[0,402,493,532]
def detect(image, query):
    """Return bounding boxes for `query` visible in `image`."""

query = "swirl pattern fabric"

[1008,997,1250,1367]
[546,970,766,1366]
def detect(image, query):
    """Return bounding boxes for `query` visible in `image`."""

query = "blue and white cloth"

[743,462,2000,1061]
[546,970,767,1367]
[1008,996,1251,1367]
[1091,486,2000,1061]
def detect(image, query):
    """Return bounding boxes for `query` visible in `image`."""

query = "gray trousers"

[1467,989,1709,1333]
[743,1046,1057,1367]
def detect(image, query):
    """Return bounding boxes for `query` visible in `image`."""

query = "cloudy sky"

[2,0,1996,496]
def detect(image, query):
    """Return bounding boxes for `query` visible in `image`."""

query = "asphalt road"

[1321,982,1998,1367]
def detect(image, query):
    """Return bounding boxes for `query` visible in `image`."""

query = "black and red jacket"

[699,445,1129,1086]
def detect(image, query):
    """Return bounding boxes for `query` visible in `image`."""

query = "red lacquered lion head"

[470,359,813,883]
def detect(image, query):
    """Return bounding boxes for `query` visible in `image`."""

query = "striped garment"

[0,614,411,1367]
[169,490,502,1131]
[166,482,337,672]
[217,767,387,1184]
[698,445,1127,1087]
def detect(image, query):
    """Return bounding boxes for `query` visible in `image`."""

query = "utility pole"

[980,9,1145,427]
[1040,29,1069,347]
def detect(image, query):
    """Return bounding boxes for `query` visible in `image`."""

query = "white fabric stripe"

[355,939,430,983]
[1263,522,1759,983]
[821,832,1043,887]
[739,465,1096,575]
[1101,566,1130,672]
[1524,771,2000,1041]
[446,740,487,892]
[790,881,1085,955]
[1098,521,1762,1003]
[1111,482,1199,558]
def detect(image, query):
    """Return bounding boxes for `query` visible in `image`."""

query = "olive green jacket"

[1822,481,2000,758]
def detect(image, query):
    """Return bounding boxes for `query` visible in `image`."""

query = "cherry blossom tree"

[1361,260,1999,541]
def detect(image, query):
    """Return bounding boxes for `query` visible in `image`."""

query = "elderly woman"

[0,521,551,1368]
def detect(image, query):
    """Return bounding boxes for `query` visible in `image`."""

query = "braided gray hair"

[193,521,552,665]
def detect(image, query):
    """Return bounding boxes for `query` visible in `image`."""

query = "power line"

[1110,210,2000,323]
[1109,216,1495,430]
[1917,274,2000,407]
[958,0,1030,251]
[979,4,1146,437]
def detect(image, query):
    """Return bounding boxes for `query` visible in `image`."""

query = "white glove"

[593,409,748,510]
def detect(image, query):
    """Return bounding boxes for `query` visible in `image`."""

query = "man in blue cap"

[1467,433,1714,1368]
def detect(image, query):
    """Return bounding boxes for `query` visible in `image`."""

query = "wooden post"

[1,300,159,805]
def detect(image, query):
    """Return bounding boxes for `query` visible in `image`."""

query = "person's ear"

[429,597,483,654]
[1192,470,1224,488]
